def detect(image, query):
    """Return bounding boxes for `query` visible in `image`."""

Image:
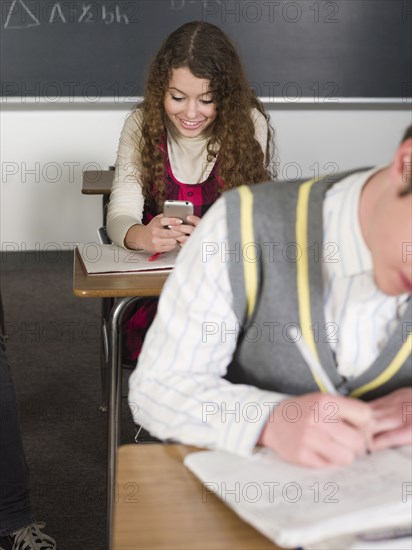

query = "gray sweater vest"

[225,172,411,400]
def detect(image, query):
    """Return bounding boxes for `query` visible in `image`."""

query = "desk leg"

[107,298,125,550]
[106,296,144,550]
[100,297,114,411]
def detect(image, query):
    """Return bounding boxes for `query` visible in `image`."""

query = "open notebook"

[184,446,412,549]
[76,244,178,274]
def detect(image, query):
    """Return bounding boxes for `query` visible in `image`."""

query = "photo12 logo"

[201,1,340,24]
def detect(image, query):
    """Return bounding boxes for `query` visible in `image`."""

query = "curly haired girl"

[107,20,276,363]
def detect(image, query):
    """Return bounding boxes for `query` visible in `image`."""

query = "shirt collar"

[325,166,385,278]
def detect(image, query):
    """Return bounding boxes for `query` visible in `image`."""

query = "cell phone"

[163,200,194,224]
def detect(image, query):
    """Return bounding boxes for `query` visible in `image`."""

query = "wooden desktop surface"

[82,170,114,195]
[112,444,279,550]
[73,248,168,298]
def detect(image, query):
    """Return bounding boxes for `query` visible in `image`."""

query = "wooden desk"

[82,169,114,195]
[73,247,169,298]
[73,249,169,548]
[112,444,279,550]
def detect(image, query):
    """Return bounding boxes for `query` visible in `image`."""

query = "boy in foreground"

[129,125,412,468]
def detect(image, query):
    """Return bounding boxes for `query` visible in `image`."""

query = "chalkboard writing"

[3,0,136,28]
[1,0,411,102]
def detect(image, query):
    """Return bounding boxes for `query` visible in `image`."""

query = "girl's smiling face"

[164,66,217,138]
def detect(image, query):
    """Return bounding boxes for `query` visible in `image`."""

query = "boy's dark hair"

[400,124,412,196]
[401,124,412,143]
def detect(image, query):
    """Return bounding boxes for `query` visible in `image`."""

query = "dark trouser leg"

[0,344,33,536]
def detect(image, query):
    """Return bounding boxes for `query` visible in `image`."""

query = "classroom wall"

[0,103,410,251]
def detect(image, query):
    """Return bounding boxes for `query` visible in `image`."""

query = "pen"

[148,252,162,262]
[358,526,412,541]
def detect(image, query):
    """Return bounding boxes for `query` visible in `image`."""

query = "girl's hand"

[174,215,201,246]
[125,214,183,253]
[368,387,412,451]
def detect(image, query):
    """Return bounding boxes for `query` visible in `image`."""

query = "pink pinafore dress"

[122,140,222,364]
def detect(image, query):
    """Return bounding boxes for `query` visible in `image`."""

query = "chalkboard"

[1,0,411,102]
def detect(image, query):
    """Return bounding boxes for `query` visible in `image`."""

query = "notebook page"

[76,244,178,274]
[184,447,412,548]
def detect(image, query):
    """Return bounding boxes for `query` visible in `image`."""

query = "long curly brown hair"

[136,21,276,209]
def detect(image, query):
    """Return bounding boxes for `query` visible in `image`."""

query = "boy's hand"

[369,387,412,451]
[258,393,372,468]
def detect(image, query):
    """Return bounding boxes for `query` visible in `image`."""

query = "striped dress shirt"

[128,167,409,456]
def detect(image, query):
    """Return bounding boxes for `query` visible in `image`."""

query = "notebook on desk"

[76,244,178,274]
[184,446,412,550]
